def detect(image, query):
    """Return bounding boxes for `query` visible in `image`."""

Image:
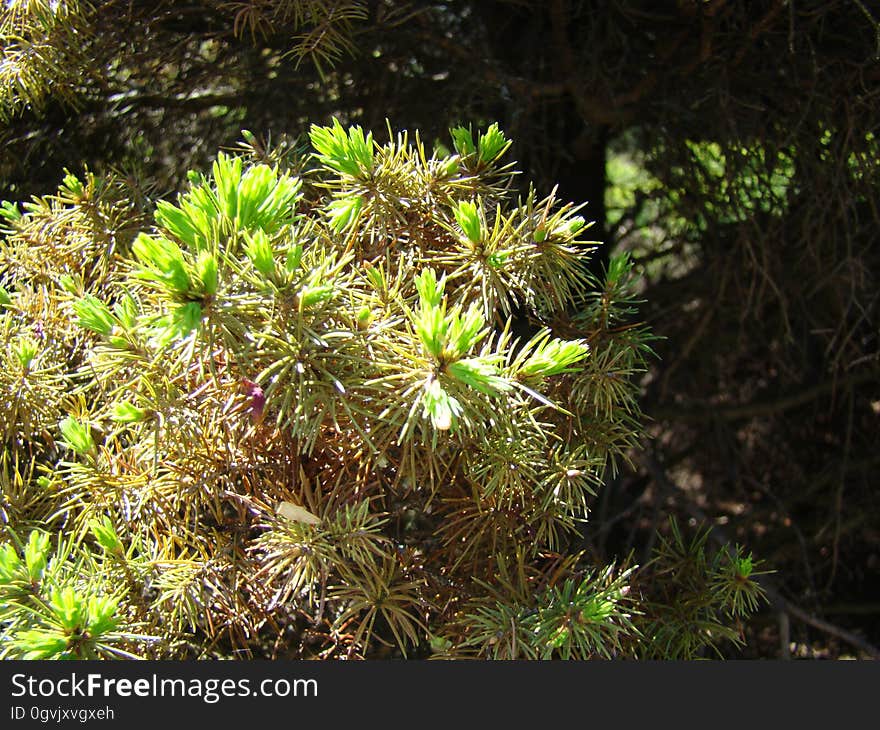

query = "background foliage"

[1,0,878,659]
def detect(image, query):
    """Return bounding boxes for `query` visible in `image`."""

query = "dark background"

[2,0,878,659]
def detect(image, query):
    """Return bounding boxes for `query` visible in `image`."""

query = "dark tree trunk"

[473,2,610,278]
[553,113,610,278]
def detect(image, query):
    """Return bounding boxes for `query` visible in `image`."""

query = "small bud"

[240,379,266,425]
[111,402,149,423]
[62,171,84,198]
[91,516,124,556]
[567,216,586,234]
[74,295,115,336]
[450,126,476,158]
[245,230,275,278]
[356,305,373,329]
[299,284,335,309]
[57,274,79,294]
[454,201,482,244]
[14,337,38,369]
[195,251,219,295]
[285,242,304,273]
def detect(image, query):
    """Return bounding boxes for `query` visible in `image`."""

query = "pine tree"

[0,120,767,659]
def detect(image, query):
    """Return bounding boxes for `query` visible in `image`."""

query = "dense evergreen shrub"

[0,120,766,659]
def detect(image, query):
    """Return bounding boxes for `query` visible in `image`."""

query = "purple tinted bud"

[240,378,266,425]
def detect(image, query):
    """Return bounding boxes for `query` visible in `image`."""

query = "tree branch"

[105,88,252,112]
[647,369,880,424]
[643,452,880,660]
